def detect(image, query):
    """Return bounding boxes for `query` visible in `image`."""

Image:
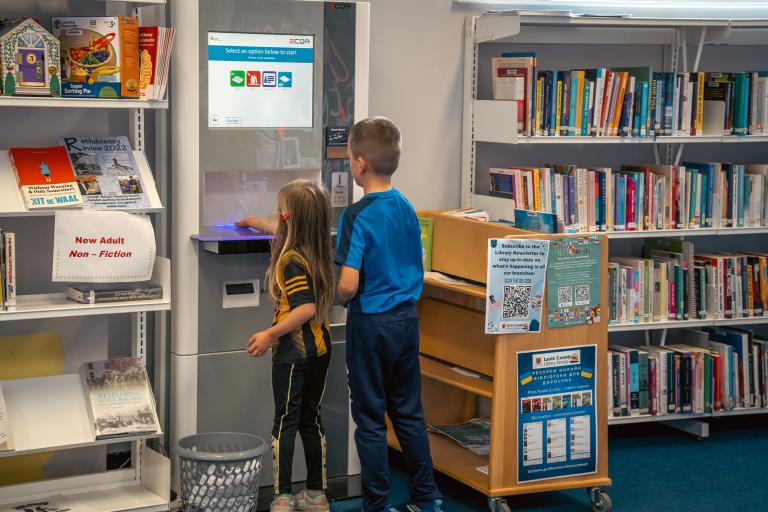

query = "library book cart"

[462,11,768,438]
[387,212,611,512]
[0,0,171,510]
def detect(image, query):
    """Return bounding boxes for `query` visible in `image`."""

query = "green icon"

[230,70,245,87]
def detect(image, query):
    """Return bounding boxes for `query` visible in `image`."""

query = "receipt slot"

[171,0,369,501]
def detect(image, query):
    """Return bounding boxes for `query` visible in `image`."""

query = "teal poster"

[518,345,597,483]
[546,235,601,328]
[486,238,549,334]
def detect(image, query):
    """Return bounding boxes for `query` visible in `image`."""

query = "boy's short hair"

[349,117,401,176]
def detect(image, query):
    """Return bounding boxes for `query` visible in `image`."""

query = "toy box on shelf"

[0,18,61,97]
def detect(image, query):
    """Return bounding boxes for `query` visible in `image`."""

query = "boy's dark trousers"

[271,353,331,496]
[347,302,441,511]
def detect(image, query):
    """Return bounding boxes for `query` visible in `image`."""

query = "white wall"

[368,0,481,210]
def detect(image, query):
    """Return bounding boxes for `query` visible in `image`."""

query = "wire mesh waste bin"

[177,432,267,512]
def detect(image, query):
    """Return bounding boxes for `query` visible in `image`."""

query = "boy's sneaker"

[270,494,293,512]
[293,489,330,512]
[405,499,445,512]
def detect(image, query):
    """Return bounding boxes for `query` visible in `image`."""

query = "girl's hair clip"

[280,211,293,222]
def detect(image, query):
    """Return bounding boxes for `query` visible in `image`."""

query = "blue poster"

[486,238,549,334]
[517,345,597,483]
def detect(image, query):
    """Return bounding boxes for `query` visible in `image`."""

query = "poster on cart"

[53,210,156,282]
[485,238,549,334]
[517,345,597,483]
[546,235,601,328]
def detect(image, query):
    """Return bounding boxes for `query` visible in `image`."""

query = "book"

[0,384,13,452]
[53,16,140,98]
[513,209,558,233]
[81,357,160,439]
[139,26,176,100]
[8,146,83,210]
[429,417,490,456]
[60,136,152,210]
[418,216,434,272]
[2,232,15,311]
[67,281,162,304]
[493,55,535,135]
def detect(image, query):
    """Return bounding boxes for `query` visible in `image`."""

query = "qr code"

[575,284,590,306]
[503,285,532,319]
[557,286,573,307]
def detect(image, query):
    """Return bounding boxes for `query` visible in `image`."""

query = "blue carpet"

[332,415,768,511]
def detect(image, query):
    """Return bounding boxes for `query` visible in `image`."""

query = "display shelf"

[0,457,170,511]
[609,316,768,332]
[419,356,493,399]
[0,150,164,217]
[608,413,710,425]
[0,257,170,322]
[0,373,161,458]
[0,97,168,109]
[423,275,486,300]
[387,430,488,494]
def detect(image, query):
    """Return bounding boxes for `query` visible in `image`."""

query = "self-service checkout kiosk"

[170,0,369,501]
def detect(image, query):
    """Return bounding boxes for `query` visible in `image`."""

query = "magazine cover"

[81,357,159,439]
[8,146,82,210]
[59,136,150,210]
[429,418,490,456]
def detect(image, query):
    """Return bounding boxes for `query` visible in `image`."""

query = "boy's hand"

[247,330,274,357]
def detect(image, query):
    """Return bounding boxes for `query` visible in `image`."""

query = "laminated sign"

[53,211,156,282]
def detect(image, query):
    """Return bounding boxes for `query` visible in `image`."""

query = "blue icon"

[277,72,293,88]
[263,71,277,87]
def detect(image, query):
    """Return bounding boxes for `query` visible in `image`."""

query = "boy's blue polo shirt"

[335,188,424,314]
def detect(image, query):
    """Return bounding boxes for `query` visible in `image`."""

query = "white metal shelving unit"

[0,0,171,510]
[462,11,768,436]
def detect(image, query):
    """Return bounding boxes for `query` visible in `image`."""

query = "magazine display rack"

[461,11,768,435]
[0,1,171,511]
[387,213,611,512]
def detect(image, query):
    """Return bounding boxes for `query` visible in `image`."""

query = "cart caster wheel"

[487,497,511,512]
[589,490,611,512]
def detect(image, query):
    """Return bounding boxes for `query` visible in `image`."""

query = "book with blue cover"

[513,209,558,233]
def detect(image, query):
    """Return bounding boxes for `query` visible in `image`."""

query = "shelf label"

[53,211,156,282]
[517,345,598,483]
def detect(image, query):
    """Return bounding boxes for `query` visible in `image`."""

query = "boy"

[336,117,443,512]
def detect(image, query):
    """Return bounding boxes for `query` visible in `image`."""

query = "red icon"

[246,71,261,87]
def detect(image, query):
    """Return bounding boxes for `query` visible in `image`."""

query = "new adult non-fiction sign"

[517,345,598,483]
[53,211,156,282]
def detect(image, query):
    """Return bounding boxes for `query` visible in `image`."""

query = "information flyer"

[486,238,549,334]
[517,345,597,483]
[546,235,602,328]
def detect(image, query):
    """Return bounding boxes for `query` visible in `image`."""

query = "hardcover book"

[81,357,159,439]
[67,280,162,304]
[8,146,83,210]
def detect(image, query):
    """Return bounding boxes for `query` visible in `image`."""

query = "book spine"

[664,72,674,135]
[696,72,705,135]
[68,288,163,304]
[640,80,649,137]
[569,73,579,136]
[649,356,658,415]
[582,80,591,136]
[630,352,640,415]
[3,233,15,311]
[626,176,637,231]
[639,352,649,415]
[555,74,563,136]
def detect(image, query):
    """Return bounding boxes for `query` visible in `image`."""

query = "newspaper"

[429,417,490,456]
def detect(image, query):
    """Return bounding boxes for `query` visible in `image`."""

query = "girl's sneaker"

[293,489,330,512]
[270,494,293,512]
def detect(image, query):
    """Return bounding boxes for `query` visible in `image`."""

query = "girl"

[240,180,334,512]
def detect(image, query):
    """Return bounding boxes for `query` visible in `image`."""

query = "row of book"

[608,239,767,325]
[493,53,768,138]
[489,163,768,233]
[0,357,160,454]
[0,231,15,311]
[608,327,768,418]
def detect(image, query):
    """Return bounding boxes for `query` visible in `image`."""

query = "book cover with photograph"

[59,136,151,210]
[80,357,159,439]
[8,146,83,210]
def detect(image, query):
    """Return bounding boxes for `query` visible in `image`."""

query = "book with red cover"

[626,176,637,230]
[139,27,159,100]
[9,147,83,210]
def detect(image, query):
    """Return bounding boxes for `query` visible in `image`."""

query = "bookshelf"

[0,1,171,510]
[462,11,768,444]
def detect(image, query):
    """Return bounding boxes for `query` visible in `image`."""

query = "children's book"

[8,146,82,210]
[417,217,434,272]
[59,136,152,210]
